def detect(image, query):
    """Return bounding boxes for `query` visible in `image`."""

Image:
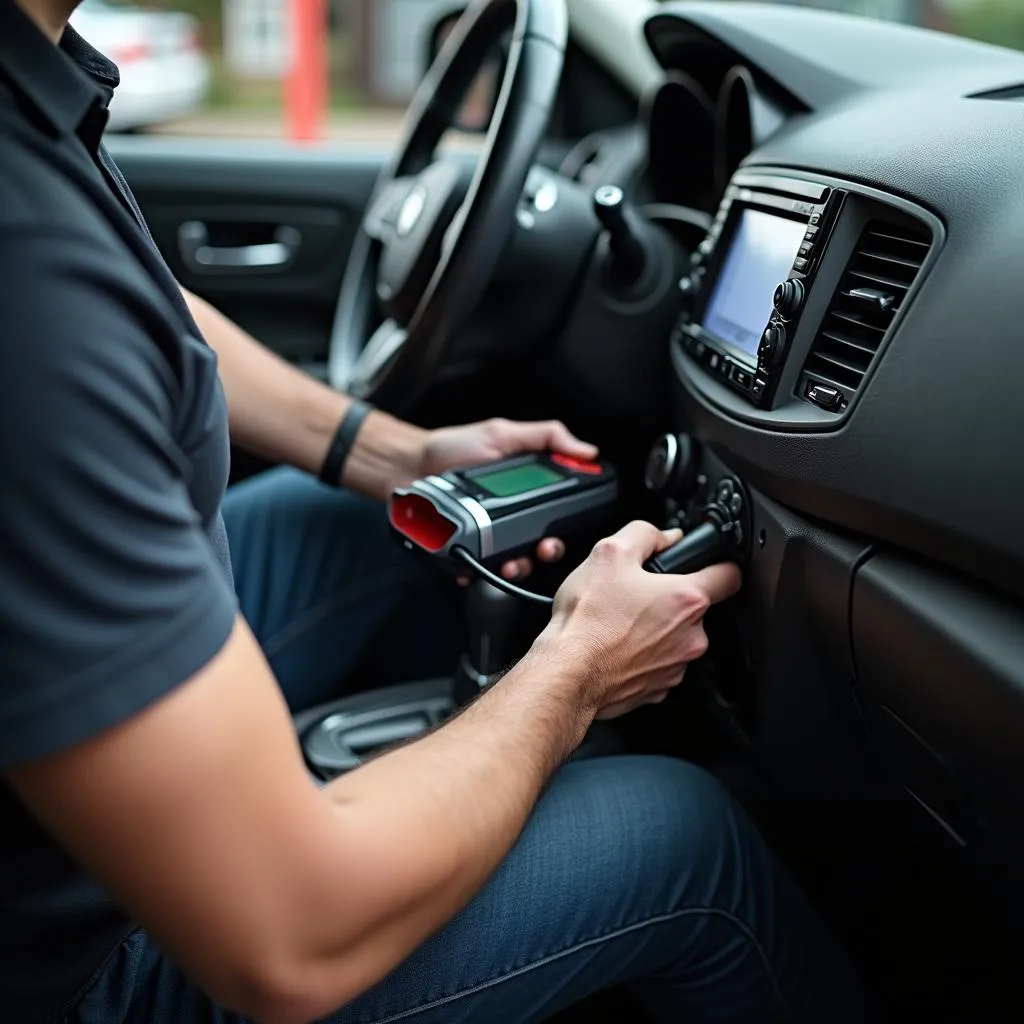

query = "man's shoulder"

[0,109,106,235]
[0,134,175,401]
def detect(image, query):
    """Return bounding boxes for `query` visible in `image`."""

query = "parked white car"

[70,0,210,131]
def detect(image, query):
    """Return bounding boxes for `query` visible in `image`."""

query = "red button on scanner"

[551,454,603,475]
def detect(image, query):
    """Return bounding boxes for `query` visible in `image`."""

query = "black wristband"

[319,400,374,487]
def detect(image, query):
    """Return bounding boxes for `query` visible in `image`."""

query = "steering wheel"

[328,0,568,413]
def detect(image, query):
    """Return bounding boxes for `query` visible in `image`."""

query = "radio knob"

[758,323,788,368]
[645,433,699,499]
[773,279,805,319]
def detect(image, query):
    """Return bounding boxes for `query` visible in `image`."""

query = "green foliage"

[948,0,1024,51]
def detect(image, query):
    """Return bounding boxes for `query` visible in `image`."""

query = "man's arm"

[9,525,739,1024]
[11,616,583,1024]
[184,288,424,501]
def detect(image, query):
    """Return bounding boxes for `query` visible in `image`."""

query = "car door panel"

[105,136,385,365]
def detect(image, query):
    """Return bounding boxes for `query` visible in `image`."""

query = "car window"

[79,0,1024,144]
[70,0,478,144]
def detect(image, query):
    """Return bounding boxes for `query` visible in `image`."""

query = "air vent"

[801,220,930,401]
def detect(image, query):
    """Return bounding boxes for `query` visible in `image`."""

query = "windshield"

[659,0,1024,51]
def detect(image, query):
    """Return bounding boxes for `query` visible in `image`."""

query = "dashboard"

[626,0,1024,954]
[638,2,1024,602]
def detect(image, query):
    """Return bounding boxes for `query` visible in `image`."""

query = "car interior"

[105,0,1024,1019]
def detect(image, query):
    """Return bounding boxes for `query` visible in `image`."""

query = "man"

[0,2,873,1022]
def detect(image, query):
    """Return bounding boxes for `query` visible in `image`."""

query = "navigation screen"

[702,209,808,362]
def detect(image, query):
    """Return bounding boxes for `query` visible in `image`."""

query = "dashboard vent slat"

[801,219,930,398]
[847,268,910,291]
[859,250,921,272]
[818,329,878,358]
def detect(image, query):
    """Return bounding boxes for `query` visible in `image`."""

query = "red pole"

[286,0,327,142]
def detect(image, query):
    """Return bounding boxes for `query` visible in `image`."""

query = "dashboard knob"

[758,323,788,368]
[645,433,699,498]
[773,279,805,319]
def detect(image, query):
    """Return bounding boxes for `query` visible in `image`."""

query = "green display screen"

[473,463,565,498]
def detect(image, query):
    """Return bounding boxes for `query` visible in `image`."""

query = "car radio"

[675,173,846,408]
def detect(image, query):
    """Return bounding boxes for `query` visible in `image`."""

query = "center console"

[672,169,939,430]
[296,575,622,780]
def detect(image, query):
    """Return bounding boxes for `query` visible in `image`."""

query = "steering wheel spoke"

[346,319,409,397]
[364,177,419,242]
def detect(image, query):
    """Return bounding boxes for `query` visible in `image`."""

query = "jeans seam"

[262,566,413,658]
[356,905,795,1024]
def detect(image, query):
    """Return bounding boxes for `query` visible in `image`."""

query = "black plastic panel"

[852,553,1024,920]
[741,489,875,798]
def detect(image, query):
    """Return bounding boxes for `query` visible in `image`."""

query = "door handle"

[178,221,301,272]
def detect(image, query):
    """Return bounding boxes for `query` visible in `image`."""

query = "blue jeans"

[71,469,873,1024]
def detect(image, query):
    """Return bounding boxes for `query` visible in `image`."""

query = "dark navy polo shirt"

[0,3,238,1019]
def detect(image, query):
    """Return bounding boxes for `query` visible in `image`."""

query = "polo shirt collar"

[0,1,119,136]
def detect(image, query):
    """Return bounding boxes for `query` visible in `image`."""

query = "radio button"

[751,377,767,399]
[793,257,810,273]
[733,368,752,388]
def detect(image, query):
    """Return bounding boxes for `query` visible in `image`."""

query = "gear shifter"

[456,579,523,697]
[593,185,647,288]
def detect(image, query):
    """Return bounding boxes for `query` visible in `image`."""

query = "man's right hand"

[539,521,742,721]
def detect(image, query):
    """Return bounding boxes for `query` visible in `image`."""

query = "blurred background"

[70,0,1024,139]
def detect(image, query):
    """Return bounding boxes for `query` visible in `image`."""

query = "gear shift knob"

[459,578,522,694]
[593,184,647,288]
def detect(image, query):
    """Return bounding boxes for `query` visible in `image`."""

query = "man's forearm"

[183,288,425,500]
[281,636,593,1021]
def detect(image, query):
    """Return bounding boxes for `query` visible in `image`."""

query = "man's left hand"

[417,418,599,582]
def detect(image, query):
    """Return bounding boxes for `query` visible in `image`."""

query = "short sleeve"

[0,226,237,771]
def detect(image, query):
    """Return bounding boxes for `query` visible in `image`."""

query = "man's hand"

[537,521,742,719]
[416,418,599,581]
